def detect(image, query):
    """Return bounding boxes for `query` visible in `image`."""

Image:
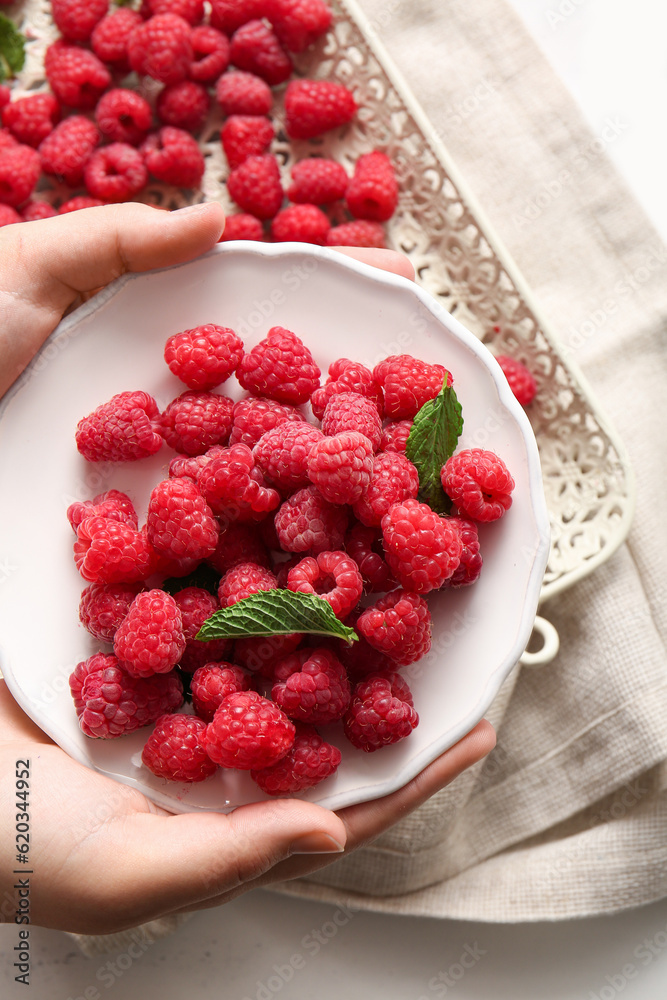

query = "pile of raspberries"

[0,0,399,247]
[68,322,515,794]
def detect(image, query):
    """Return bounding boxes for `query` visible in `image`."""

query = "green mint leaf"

[405,384,463,515]
[197,589,359,643]
[161,563,220,597]
[0,15,26,83]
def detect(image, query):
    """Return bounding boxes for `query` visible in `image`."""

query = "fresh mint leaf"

[405,384,463,514]
[197,589,358,643]
[0,15,26,83]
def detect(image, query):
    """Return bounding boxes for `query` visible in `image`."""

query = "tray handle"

[519,616,560,667]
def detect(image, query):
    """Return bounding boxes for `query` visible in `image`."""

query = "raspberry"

[344,672,418,752]
[274,486,348,554]
[344,523,394,593]
[198,443,280,523]
[272,203,330,245]
[91,9,142,69]
[146,477,219,561]
[441,449,515,522]
[215,70,271,116]
[346,151,398,222]
[22,201,58,221]
[272,647,350,723]
[142,713,216,781]
[145,0,203,25]
[0,205,20,227]
[68,489,138,532]
[287,550,362,619]
[227,153,283,220]
[253,421,323,491]
[238,326,321,403]
[44,40,111,110]
[444,516,482,587]
[156,81,210,133]
[219,213,265,241]
[229,20,292,86]
[84,143,148,202]
[128,14,193,85]
[189,25,231,83]
[221,114,274,169]
[69,653,183,738]
[233,631,301,676]
[210,0,266,34]
[495,355,537,406]
[284,80,356,140]
[204,690,295,769]
[311,358,383,421]
[114,589,185,677]
[2,94,60,148]
[0,143,40,207]
[322,392,382,451]
[0,129,16,152]
[38,115,100,186]
[230,397,303,449]
[168,445,226,482]
[381,499,462,593]
[159,390,234,455]
[251,723,341,794]
[327,220,385,248]
[172,586,230,671]
[379,419,412,454]
[75,390,162,462]
[373,355,452,420]
[356,590,431,665]
[352,451,419,527]
[141,126,205,187]
[0,87,9,109]
[287,158,348,204]
[52,0,108,41]
[266,0,332,53]
[191,663,250,721]
[95,89,152,146]
[165,324,244,391]
[218,560,277,606]
[58,195,105,213]
[208,521,270,574]
[307,431,374,505]
[74,516,154,583]
[78,581,142,642]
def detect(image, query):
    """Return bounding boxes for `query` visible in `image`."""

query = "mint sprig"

[0,15,26,83]
[405,384,463,514]
[197,589,359,643]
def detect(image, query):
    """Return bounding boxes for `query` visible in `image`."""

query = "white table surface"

[3,1,667,997]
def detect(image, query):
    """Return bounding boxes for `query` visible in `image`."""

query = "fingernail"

[175,203,211,215]
[289,832,345,855]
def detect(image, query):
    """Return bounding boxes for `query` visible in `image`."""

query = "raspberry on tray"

[286,550,363,619]
[238,326,321,404]
[114,589,186,678]
[251,723,341,795]
[142,714,218,782]
[344,672,419,752]
[441,448,515,522]
[381,498,462,593]
[204,690,295,770]
[271,647,351,724]
[75,390,162,462]
[164,324,244,391]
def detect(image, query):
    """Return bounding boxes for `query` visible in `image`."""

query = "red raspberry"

[146,477,219,561]
[495,355,537,406]
[441,449,514,522]
[322,392,382,451]
[204,690,295,769]
[22,201,58,221]
[344,671,418,752]
[38,115,100,186]
[51,0,108,41]
[238,325,321,403]
[272,647,350,723]
[165,324,243,391]
[356,590,431,665]
[311,358,383,421]
[0,143,40,207]
[84,143,148,202]
[227,153,283,220]
[274,486,348,554]
[69,653,183,738]
[219,213,265,241]
[218,560,277,606]
[2,94,60,148]
[0,87,9,109]
[210,0,266,34]
[373,355,452,420]
[266,0,332,52]
[381,499,462,593]
[253,421,323,491]
[74,516,154,583]
[68,489,138,532]
[0,205,21,227]
[95,89,152,146]
[233,631,301,676]
[78,581,142,642]
[114,588,185,677]
[344,523,394,592]
[159,390,233,455]
[58,195,105,213]
[284,79,356,140]
[141,126,205,187]
[230,396,303,448]
[327,220,385,248]
[271,203,330,245]
[307,432,374,505]
[198,443,280,523]
[191,662,250,721]
[229,19,292,86]
[287,158,348,204]
[91,9,143,69]
[444,516,482,587]
[168,444,225,482]
[251,723,341,795]
[379,419,412,454]
[0,129,16,151]
[221,114,274,169]
[44,40,111,110]
[287,550,362,619]
[189,25,231,83]
[156,81,210,133]
[145,0,203,25]
[208,521,270,574]
[75,390,162,462]
[346,151,398,222]
[142,713,216,782]
[352,451,419,527]
[172,586,230,672]
[215,70,272,116]
[128,14,193,85]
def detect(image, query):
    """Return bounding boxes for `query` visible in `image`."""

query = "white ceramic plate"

[0,243,549,813]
